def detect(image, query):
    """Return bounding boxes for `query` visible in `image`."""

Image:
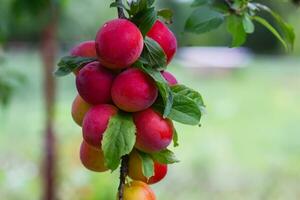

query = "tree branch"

[116,0,126,19]
[118,155,129,200]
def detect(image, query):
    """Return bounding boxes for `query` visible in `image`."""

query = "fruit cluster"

[70,18,177,199]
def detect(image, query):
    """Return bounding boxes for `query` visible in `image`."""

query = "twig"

[118,155,129,200]
[116,0,126,19]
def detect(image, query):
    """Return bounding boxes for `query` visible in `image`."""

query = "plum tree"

[71,95,91,126]
[122,181,156,200]
[80,140,108,172]
[76,61,115,105]
[111,68,158,112]
[82,104,118,147]
[133,108,174,153]
[54,0,295,199]
[128,150,167,184]
[96,19,143,69]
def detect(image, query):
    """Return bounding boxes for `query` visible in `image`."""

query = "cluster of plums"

[70,18,177,199]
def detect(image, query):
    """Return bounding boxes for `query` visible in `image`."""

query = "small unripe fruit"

[161,71,178,86]
[82,104,118,147]
[129,150,168,184]
[71,95,91,126]
[111,68,158,112]
[70,41,97,75]
[80,140,108,172]
[96,19,144,69]
[76,61,115,105]
[147,20,177,64]
[133,108,174,152]
[122,181,156,200]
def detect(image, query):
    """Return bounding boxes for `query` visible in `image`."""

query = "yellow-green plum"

[128,150,168,184]
[71,95,91,126]
[122,181,156,200]
[79,140,108,172]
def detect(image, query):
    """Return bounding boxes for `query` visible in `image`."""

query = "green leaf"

[54,56,97,77]
[141,37,167,70]
[110,1,129,12]
[153,84,204,125]
[243,14,255,34]
[157,9,173,24]
[255,3,295,50]
[252,16,288,51]
[226,15,247,47]
[171,84,205,110]
[168,93,202,125]
[102,112,136,171]
[131,7,157,36]
[137,151,154,178]
[185,6,224,34]
[136,63,173,118]
[150,149,179,164]
[127,0,148,15]
[191,0,210,7]
[173,128,179,147]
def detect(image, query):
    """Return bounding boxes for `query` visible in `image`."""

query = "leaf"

[137,151,154,178]
[173,128,179,147]
[102,112,136,171]
[131,7,157,36]
[150,149,179,164]
[110,1,129,12]
[168,93,202,125]
[54,56,97,77]
[136,63,173,118]
[243,14,255,34]
[171,84,205,110]
[141,37,167,70]
[191,0,210,7]
[226,15,247,47]
[127,0,148,15]
[185,6,224,34]
[255,3,295,50]
[252,16,288,51]
[153,84,204,125]
[157,9,173,24]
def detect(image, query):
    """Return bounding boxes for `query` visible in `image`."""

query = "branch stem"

[118,155,129,200]
[116,0,126,18]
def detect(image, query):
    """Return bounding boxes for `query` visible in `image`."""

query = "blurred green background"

[1,0,300,200]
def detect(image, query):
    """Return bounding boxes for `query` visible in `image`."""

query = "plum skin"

[82,104,118,148]
[71,95,91,126]
[122,181,156,200]
[128,150,168,184]
[70,40,97,75]
[133,108,174,153]
[76,61,115,105]
[79,140,108,172]
[96,19,144,69]
[111,68,158,112]
[161,71,178,86]
[147,20,177,64]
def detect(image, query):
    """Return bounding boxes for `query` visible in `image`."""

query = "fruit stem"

[116,0,126,19]
[118,155,129,200]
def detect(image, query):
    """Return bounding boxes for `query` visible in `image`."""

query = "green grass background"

[1,50,300,200]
